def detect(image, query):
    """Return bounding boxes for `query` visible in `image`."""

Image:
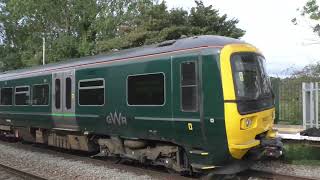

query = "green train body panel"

[75,50,229,165]
[0,75,52,129]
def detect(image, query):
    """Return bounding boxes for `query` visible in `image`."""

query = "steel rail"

[0,163,47,180]
[240,169,316,180]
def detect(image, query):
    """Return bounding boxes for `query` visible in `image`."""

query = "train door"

[172,55,204,147]
[52,70,78,130]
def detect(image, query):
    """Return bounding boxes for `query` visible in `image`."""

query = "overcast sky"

[166,0,320,77]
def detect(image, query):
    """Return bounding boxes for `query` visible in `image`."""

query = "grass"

[290,160,320,166]
[282,143,320,166]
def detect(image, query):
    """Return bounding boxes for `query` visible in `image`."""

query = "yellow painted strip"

[201,166,215,170]
[229,140,260,149]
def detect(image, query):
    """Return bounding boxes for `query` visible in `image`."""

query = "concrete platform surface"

[277,132,320,142]
[274,124,304,134]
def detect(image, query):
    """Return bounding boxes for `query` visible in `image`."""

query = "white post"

[42,36,46,65]
[303,82,307,129]
[316,82,319,129]
[310,83,314,128]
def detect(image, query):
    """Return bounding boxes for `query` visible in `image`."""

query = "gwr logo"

[106,111,127,126]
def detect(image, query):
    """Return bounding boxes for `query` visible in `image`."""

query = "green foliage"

[0,45,23,71]
[0,0,245,71]
[96,1,245,53]
[283,143,320,166]
[275,77,304,125]
[302,0,320,20]
[293,62,320,79]
[294,0,320,36]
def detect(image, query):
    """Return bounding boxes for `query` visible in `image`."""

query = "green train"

[0,35,282,175]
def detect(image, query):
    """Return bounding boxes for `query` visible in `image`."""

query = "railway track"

[0,163,47,180]
[0,140,193,180]
[0,140,318,180]
[238,169,316,180]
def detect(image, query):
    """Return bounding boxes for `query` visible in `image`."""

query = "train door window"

[0,87,13,105]
[32,84,49,105]
[66,77,72,109]
[15,86,30,106]
[78,79,104,106]
[127,73,165,106]
[55,79,61,109]
[181,62,198,112]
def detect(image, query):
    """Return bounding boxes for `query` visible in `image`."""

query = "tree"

[302,0,320,36]
[0,0,245,71]
[96,0,245,52]
[291,62,320,79]
[290,0,320,78]
[293,0,320,39]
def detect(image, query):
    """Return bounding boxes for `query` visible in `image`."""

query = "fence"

[272,78,303,125]
[302,82,320,129]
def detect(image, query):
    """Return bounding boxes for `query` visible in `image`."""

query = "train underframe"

[0,125,193,174]
[0,125,282,176]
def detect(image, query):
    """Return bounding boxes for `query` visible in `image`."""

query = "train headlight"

[240,118,253,130]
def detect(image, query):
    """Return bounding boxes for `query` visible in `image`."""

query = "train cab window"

[66,78,72,109]
[79,79,104,106]
[127,73,165,106]
[181,62,198,112]
[1,87,13,105]
[15,86,30,106]
[55,79,61,109]
[32,84,49,105]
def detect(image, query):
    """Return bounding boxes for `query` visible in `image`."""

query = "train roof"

[0,35,244,80]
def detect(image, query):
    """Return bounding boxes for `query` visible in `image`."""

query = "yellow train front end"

[220,44,282,160]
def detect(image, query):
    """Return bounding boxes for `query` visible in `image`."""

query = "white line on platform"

[278,133,320,142]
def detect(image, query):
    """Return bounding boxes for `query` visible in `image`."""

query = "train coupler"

[261,137,283,158]
[247,137,283,160]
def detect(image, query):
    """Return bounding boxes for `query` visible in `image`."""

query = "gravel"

[0,142,154,180]
[0,166,24,180]
[251,160,320,179]
[3,140,320,180]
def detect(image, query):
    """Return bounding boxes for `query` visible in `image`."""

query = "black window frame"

[127,72,166,106]
[14,85,30,106]
[55,79,61,109]
[65,77,72,109]
[0,87,13,106]
[230,52,274,115]
[32,83,50,106]
[180,61,199,112]
[78,78,105,106]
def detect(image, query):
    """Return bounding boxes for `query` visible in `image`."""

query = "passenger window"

[66,77,72,109]
[55,79,61,109]
[15,86,30,105]
[79,79,104,105]
[32,84,49,105]
[127,73,165,106]
[1,87,13,105]
[181,62,198,112]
